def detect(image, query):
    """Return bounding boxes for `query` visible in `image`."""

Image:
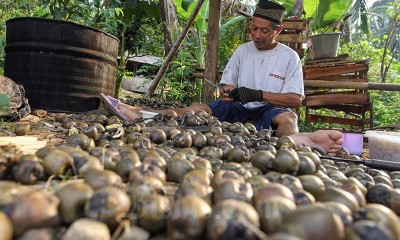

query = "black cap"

[253,0,285,24]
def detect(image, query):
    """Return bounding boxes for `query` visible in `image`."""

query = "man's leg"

[272,112,299,137]
[253,106,297,136]
[290,130,343,154]
[118,102,212,120]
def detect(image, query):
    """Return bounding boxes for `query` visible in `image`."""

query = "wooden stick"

[146,0,206,98]
[304,80,369,89]
[367,82,400,91]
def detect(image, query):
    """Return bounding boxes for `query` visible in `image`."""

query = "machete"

[320,156,400,171]
[203,78,228,93]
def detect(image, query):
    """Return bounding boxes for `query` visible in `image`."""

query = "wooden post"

[203,0,222,103]
[146,0,206,98]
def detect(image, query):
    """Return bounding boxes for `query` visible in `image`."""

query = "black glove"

[229,87,263,104]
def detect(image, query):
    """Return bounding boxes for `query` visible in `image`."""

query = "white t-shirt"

[220,41,304,108]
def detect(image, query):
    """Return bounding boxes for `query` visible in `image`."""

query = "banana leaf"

[304,0,354,33]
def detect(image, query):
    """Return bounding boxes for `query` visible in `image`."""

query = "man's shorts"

[207,99,291,130]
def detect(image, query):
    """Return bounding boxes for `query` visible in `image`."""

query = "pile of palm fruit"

[0,103,399,240]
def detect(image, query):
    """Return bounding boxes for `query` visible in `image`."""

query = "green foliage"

[0,0,52,72]
[0,94,10,116]
[40,0,94,22]
[339,40,400,84]
[130,19,164,56]
[160,42,202,104]
[219,15,247,68]
[339,40,383,83]
[174,0,210,68]
[371,91,400,126]
[272,0,294,16]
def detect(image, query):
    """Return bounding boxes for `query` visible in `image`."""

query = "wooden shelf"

[303,57,373,132]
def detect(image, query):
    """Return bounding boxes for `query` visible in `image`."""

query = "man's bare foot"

[118,102,143,120]
[290,130,343,154]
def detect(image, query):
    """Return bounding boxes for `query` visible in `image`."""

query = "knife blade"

[203,78,228,93]
[320,156,400,171]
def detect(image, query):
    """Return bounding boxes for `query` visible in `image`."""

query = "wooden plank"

[304,93,369,106]
[304,61,369,73]
[282,19,306,30]
[276,34,306,43]
[308,76,369,82]
[304,63,369,79]
[305,59,367,68]
[308,103,372,114]
[305,89,367,95]
[306,90,362,96]
[307,114,363,126]
[305,55,349,65]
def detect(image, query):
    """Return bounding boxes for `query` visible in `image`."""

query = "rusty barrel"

[4,17,119,112]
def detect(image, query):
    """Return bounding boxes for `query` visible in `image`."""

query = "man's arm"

[229,87,302,108]
[262,92,302,108]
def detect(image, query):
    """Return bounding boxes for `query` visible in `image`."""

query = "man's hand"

[220,84,235,102]
[229,87,263,104]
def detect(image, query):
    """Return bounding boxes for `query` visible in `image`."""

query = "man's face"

[250,17,282,50]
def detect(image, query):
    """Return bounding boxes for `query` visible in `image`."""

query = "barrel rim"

[6,17,120,43]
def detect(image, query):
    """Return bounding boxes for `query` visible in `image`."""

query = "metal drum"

[4,17,119,112]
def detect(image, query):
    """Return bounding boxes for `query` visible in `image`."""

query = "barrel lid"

[6,17,120,43]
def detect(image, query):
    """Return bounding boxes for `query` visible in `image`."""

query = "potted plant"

[304,0,354,59]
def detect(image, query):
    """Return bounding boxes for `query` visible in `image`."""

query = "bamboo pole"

[368,83,400,91]
[304,80,400,91]
[146,0,206,98]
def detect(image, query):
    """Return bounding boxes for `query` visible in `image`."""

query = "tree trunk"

[160,0,179,55]
[167,0,179,40]
[292,0,303,17]
[342,17,352,43]
[160,0,172,54]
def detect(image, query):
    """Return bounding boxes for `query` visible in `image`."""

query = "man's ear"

[276,24,284,34]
